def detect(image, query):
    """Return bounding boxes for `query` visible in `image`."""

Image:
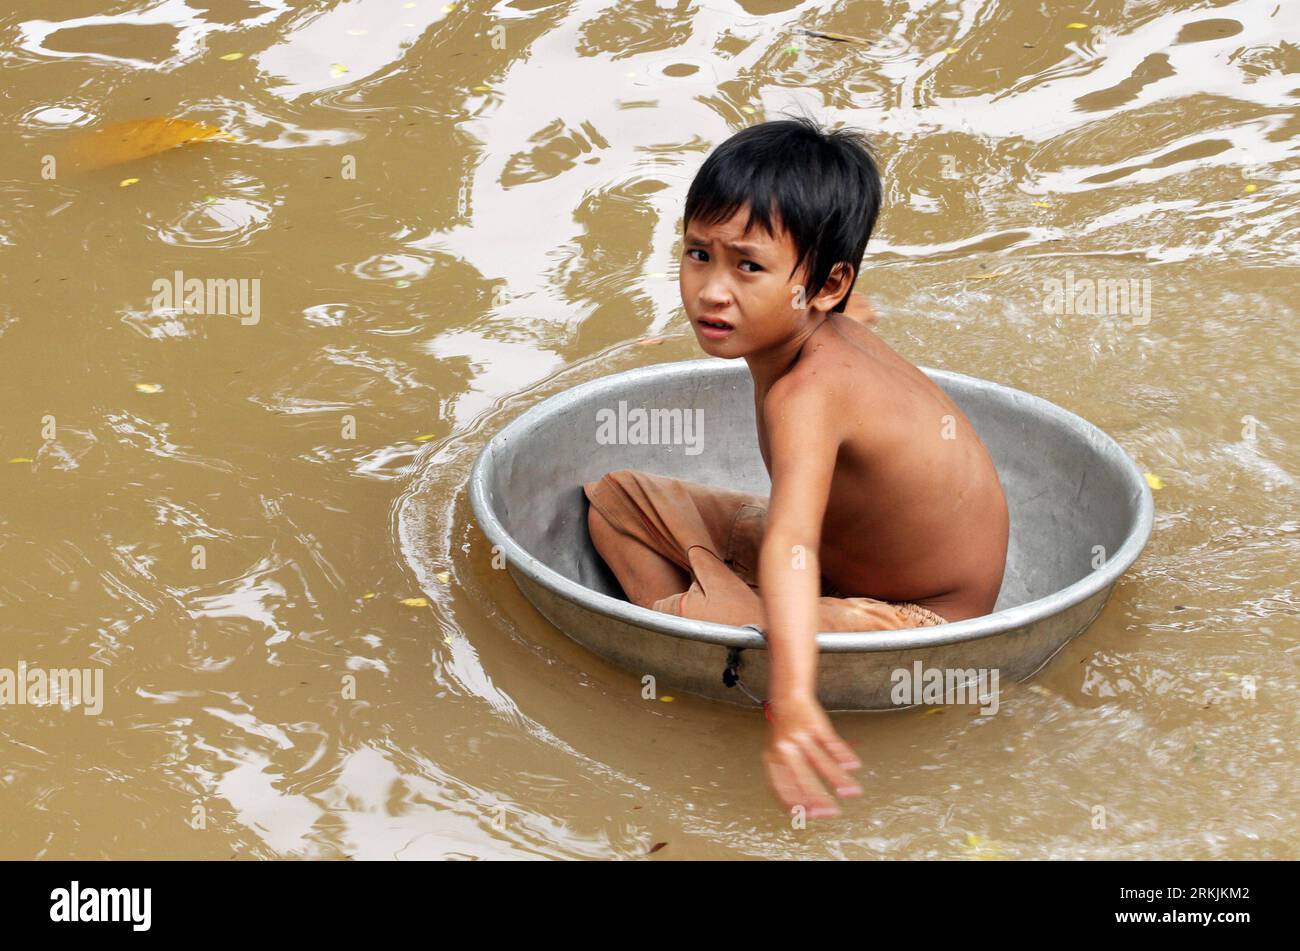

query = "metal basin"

[468,358,1153,710]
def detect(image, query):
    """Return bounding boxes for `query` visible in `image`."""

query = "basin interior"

[482,360,1144,616]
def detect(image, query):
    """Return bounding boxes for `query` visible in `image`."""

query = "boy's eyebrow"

[684,231,770,256]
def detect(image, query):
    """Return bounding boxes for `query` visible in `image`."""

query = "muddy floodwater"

[1,0,1296,859]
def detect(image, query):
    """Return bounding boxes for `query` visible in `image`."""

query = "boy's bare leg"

[587,504,691,608]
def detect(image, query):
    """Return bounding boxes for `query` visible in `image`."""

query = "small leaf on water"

[963,832,1005,859]
[8,457,34,464]
[400,597,428,607]
[362,592,377,600]
[648,842,667,854]
[923,706,945,716]
[135,383,164,394]
[394,279,411,288]
[1032,200,1051,208]
[219,52,244,61]
[1144,472,1164,490]
[119,178,140,187]
[436,571,451,584]
[1243,183,1258,193]
[330,63,349,78]
[1066,22,1087,29]
[203,195,219,204]
[658,695,674,702]
[414,434,436,442]
[443,4,457,11]
[740,106,756,115]
[472,85,492,93]
[944,47,959,54]
[65,117,229,171]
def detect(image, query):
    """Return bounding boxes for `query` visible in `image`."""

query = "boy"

[584,116,1010,819]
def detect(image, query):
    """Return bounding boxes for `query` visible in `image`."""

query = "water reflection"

[0,0,1295,859]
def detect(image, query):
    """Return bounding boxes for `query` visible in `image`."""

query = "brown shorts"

[583,468,948,632]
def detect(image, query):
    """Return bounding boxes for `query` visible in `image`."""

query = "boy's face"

[680,205,842,358]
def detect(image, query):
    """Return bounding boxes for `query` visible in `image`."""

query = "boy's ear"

[810,263,855,313]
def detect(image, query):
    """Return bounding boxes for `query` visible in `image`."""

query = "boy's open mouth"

[695,316,734,338]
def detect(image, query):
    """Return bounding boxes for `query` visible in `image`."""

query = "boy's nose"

[699,281,732,308]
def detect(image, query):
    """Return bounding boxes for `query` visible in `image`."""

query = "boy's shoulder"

[761,317,942,442]
[764,316,898,407]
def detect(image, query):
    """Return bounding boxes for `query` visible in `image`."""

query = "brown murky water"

[1,0,1296,859]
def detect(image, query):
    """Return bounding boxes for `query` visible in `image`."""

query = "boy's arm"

[759,377,837,699]
[758,377,864,816]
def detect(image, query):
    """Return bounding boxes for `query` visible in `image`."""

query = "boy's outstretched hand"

[763,693,864,819]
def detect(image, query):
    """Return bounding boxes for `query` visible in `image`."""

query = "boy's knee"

[586,502,613,542]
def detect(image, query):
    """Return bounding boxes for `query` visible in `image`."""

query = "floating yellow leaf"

[443,4,457,11]
[400,597,428,607]
[923,706,946,716]
[659,695,675,702]
[219,52,244,61]
[394,279,411,288]
[119,177,140,187]
[65,117,229,171]
[362,592,377,600]
[436,571,451,584]
[944,47,959,55]
[1243,183,1258,193]
[740,106,756,115]
[330,63,349,78]
[1144,472,1164,490]
[414,434,436,442]
[1066,22,1087,29]
[1032,200,1051,208]
[963,832,1006,859]
[135,383,164,394]
[8,457,34,464]
[472,85,491,93]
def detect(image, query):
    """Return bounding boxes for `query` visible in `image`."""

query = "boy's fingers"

[802,737,863,798]
[766,757,804,811]
[785,747,838,816]
[818,731,862,771]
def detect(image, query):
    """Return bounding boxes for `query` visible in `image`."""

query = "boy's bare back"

[755,313,1009,623]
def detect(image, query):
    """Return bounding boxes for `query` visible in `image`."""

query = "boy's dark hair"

[683,113,883,313]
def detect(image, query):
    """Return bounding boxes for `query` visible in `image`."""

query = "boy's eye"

[684,248,762,273]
